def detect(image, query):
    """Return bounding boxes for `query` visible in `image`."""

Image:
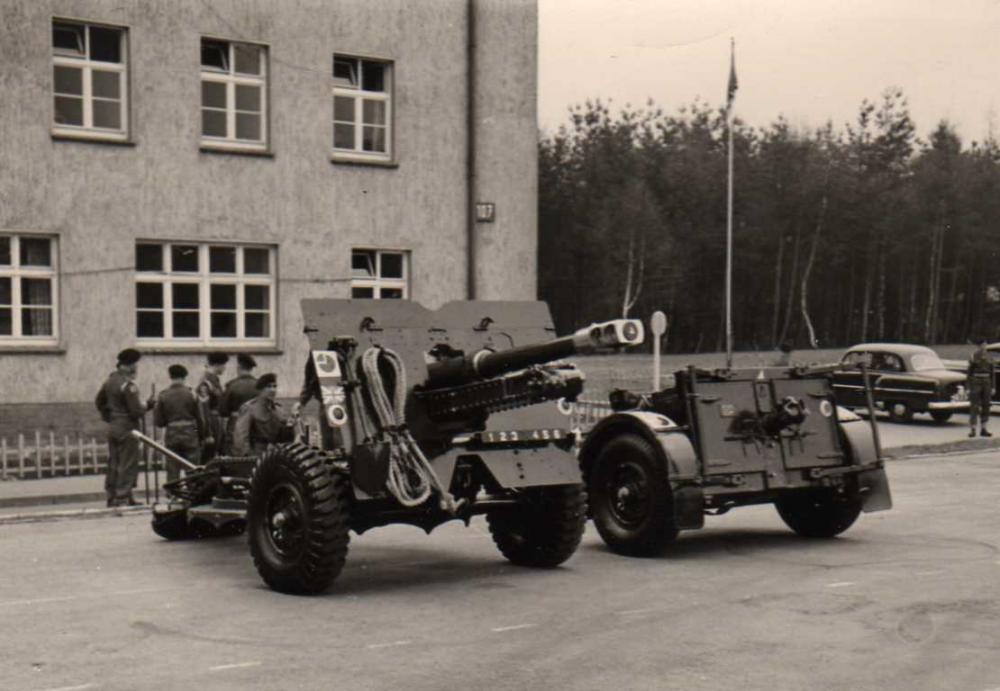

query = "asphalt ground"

[2,451,999,691]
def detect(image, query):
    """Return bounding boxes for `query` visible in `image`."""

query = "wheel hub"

[265,484,306,558]
[606,461,649,528]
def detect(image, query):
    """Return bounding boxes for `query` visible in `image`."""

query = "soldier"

[219,353,258,452]
[967,340,995,438]
[95,348,154,508]
[196,353,229,460]
[231,373,294,455]
[153,364,203,481]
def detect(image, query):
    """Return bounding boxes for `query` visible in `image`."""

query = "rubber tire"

[487,484,586,568]
[775,490,862,538]
[247,442,351,594]
[588,433,679,556]
[930,410,952,425]
[152,509,193,540]
[887,401,913,423]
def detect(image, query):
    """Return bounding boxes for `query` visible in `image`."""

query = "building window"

[351,249,407,299]
[51,20,128,140]
[135,242,276,346]
[201,38,268,150]
[333,55,392,161]
[0,234,59,344]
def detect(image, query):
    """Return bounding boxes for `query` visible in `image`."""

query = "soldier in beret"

[95,348,154,507]
[154,364,204,481]
[196,352,229,460]
[219,353,258,453]
[231,373,294,455]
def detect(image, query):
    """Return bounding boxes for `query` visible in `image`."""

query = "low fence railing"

[0,426,173,481]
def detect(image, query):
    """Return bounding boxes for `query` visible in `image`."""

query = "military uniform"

[154,382,203,481]
[967,349,995,436]
[95,371,147,505]
[196,370,225,459]
[243,396,292,454]
[220,373,258,452]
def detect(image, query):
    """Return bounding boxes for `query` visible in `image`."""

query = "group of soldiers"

[94,349,294,507]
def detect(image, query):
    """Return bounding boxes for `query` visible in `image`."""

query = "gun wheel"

[487,484,586,568]
[248,442,351,594]
[775,489,862,538]
[589,433,678,556]
[151,508,194,541]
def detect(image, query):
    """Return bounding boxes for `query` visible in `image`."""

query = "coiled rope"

[360,346,460,512]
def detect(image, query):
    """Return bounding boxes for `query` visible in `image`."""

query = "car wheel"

[930,410,952,425]
[887,401,913,423]
[588,433,679,556]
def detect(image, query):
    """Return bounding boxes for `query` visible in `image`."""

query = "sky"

[538,0,1000,143]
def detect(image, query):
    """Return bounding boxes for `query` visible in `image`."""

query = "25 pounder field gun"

[140,300,643,594]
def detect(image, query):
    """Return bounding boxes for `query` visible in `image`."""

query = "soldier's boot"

[982,428,992,437]
[969,428,977,438]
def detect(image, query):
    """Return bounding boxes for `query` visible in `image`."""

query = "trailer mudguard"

[839,418,893,512]
[581,412,704,530]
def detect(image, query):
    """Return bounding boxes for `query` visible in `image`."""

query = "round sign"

[314,352,340,375]
[650,311,668,336]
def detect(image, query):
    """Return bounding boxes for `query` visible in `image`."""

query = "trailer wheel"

[487,484,586,568]
[775,490,862,538]
[589,433,678,556]
[151,509,193,541]
[248,443,351,594]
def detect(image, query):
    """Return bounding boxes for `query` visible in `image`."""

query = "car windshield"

[910,353,944,371]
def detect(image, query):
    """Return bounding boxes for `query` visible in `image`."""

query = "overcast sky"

[538,0,1000,143]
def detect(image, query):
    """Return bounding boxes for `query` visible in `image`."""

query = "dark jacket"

[220,374,258,418]
[95,371,146,437]
[154,383,203,443]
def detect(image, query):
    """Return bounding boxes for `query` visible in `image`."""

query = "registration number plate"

[479,429,569,444]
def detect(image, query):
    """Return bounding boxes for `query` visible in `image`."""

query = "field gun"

[143,299,643,595]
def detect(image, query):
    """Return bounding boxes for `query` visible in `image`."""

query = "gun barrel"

[426,318,644,388]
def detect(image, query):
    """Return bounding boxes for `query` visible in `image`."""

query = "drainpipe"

[465,0,477,300]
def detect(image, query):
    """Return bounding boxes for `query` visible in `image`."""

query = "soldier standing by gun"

[219,353,258,453]
[196,353,229,460]
[231,373,294,455]
[967,340,995,438]
[153,365,204,481]
[95,349,154,507]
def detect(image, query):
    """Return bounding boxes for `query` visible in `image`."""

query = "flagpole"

[725,38,735,369]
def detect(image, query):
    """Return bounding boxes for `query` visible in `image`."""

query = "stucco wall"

[0,0,538,405]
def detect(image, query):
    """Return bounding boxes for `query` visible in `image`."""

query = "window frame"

[199,37,270,152]
[134,241,277,349]
[0,233,60,346]
[332,54,394,163]
[50,18,130,142]
[350,248,409,299]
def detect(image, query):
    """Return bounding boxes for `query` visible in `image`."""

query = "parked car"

[832,343,968,424]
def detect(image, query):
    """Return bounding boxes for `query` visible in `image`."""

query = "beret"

[116,348,141,365]
[255,372,277,390]
[168,364,188,378]
[207,352,230,365]
[237,353,257,369]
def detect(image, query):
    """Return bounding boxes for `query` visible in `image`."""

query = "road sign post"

[650,311,668,391]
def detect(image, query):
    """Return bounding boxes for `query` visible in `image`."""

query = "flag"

[726,39,738,110]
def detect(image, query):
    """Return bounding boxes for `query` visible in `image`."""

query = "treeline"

[538,91,1000,352]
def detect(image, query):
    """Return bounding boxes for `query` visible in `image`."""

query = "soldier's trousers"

[106,431,140,502]
[969,386,992,429]
[165,429,201,482]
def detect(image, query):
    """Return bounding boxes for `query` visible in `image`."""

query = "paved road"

[2,452,999,691]
[864,411,995,450]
